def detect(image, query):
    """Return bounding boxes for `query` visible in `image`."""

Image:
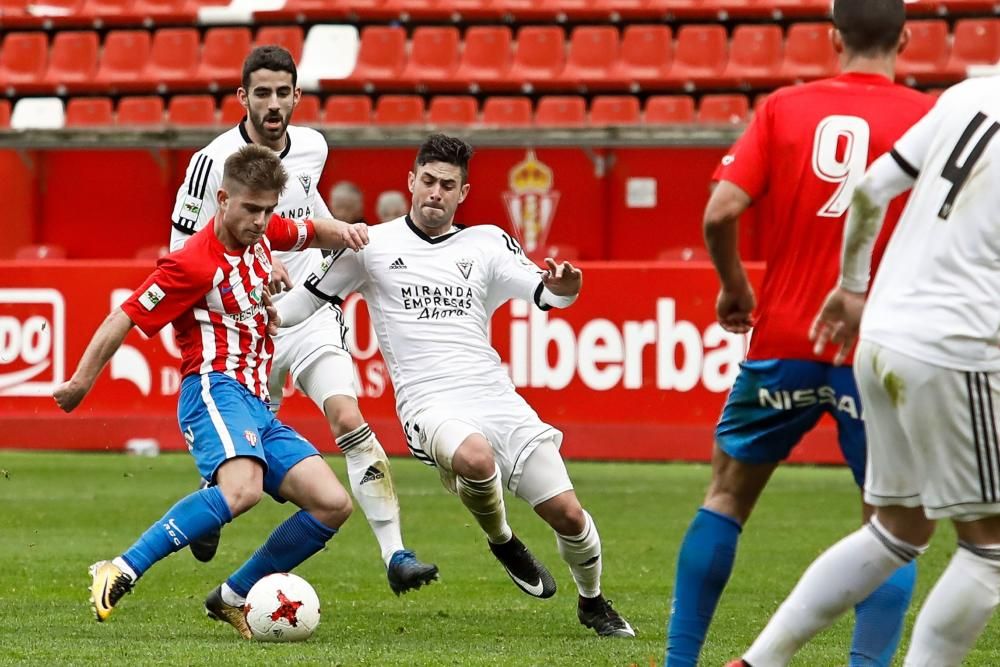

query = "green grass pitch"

[1,451,998,666]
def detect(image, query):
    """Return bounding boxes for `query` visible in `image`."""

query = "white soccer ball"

[244,572,321,642]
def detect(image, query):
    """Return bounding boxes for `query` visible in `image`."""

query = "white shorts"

[858,339,1000,521]
[400,391,570,505]
[268,304,357,412]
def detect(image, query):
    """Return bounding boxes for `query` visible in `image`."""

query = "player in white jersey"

[169,46,437,595]
[728,77,1000,667]
[277,134,636,638]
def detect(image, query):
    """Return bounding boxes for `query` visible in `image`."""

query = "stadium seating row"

[2,19,998,97]
[0,92,759,128]
[1,0,995,29]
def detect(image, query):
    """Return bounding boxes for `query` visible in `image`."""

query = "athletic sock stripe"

[866,523,918,562]
[336,426,373,451]
[975,373,998,502]
[967,372,990,503]
[959,540,1000,561]
[982,373,1000,503]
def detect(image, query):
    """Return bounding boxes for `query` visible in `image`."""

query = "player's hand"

[268,257,293,294]
[716,285,755,333]
[263,290,280,336]
[53,379,89,413]
[542,258,582,296]
[810,286,866,365]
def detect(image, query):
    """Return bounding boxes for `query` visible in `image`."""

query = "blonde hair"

[222,144,288,195]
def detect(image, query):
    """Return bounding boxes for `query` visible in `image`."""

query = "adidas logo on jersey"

[360,465,385,485]
[389,258,407,270]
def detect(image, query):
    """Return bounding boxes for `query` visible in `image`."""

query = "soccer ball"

[244,572,321,642]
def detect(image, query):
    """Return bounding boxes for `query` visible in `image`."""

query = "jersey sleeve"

[715,100,771,199]
[312,191,333,219]
[890,94,946,177]
[265,214,316,251]
[486,229,553,310]
[170,151,222,250]
[304,247,366,302]
[120,254,212,337]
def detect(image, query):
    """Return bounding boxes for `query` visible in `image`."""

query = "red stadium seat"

[400,26,461,87]
[373,95,426,125]
[896,20,950,84]
[590,95,640,125]
[645,95,696,123]
[780,22,838,82]
[612,25,672,91]
[534,95,586,127]
[698,94,749,124]
[946,19,1000,78]
[339,26,407,90]
[453,26,513,91]
[219,95,245,125]
[323,95,372,124]
[294,94,322,124]
[15,244,67,260]
[117,95,164,125]
[556,26,621,91]
[95,31,151,89]
[428,95,478,125]
[507,27,567,91]
[255,26,305,63]
[0,32,48,87]
[669,25,728,88]
[167,95,216,126]
[65,97,114,126]
[480,96,532,127]
[43,32,99,92]
[195,28,253,89]
[142,28,200,88]
[0,99,10,127]
[721,24,783,87]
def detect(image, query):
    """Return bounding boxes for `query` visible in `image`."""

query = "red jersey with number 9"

[715,72,934,364]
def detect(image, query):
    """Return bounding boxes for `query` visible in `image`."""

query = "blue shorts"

[715,359,866,486]
[178,372,320,501]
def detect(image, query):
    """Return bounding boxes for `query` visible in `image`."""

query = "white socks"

[556,510,602,598]
[336,424,404,566]
[221,582,245,607]
[457,465,513,545]
[903,544,1000,667]
[745,517,924,667]
[112,557,138,581]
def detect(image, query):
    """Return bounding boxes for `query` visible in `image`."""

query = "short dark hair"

[833,0,906,56]
[223,144,288,195]
[414,134,474,182]
[241,45,297,90]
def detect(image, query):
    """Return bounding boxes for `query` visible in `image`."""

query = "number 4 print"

[939,111,1000,221]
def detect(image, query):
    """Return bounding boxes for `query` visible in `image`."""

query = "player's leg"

[829,364,917,667]
[516,439,634,637]
[739,342,934,666]
[295,347,436,595]
[90,374,266,621]
[668,360,823,666]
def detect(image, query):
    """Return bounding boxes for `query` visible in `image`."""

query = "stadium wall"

[0,260,844,464]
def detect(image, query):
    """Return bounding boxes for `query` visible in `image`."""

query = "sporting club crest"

[455,259,473,280]
[502,150,560,254]
[298,174,312,195]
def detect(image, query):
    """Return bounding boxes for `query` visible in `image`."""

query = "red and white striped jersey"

[121,215,315,401]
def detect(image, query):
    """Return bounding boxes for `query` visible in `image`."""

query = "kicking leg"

[666,445,776,666]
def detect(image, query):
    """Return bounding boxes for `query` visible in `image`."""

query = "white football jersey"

[862,76,1000,370]
[169,121,333,296]
[303,217,554,414]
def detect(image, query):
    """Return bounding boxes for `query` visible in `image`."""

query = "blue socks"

[666,507,742,667]
[121,486,232,577]
[226,510,337,597]
[850,560,916,666]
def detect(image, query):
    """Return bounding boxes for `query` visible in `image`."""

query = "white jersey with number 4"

[300,216,562,415]
[862,76,1000,371]
[169,121,333,293]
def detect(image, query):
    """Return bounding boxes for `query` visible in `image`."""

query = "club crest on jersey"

[244,430,258,448]
[253,244,271,271]
[138,283,166,311]
[456,259,473,280]
[298,174,312,195]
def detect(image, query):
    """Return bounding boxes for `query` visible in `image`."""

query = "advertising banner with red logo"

[0,260,843,464]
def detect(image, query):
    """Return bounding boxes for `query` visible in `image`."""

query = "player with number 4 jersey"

[665,2,935,666]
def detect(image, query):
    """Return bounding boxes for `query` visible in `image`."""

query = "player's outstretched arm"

[53,309,134,412]
[541,257,582,299]
[275,285,326,329]
[310,218,369,252]
[704,180,755,333]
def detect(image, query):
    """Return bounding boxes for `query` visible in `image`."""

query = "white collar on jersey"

[238,120,292,159]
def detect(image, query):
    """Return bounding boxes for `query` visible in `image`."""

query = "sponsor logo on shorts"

[244,430,258,447]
